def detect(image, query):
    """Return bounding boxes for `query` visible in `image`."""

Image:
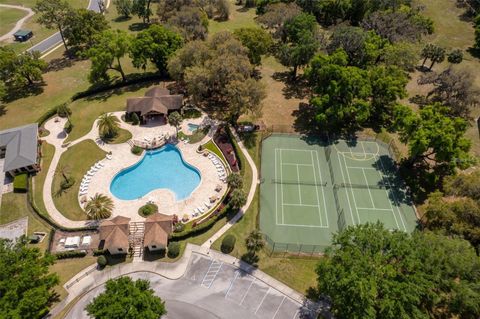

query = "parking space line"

[292,309,300,319]
[201,260,223,288]
[272,296,286,319]
[225,270,240,299]
[254,288,270,314]
[240,277,256,305]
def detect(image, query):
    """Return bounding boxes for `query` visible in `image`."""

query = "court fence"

[263,234,330,256]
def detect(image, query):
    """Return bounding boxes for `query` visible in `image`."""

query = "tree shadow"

[129,22,149,32]
[0,105,6,117]
[292,102,321,136]
[3,83,45,103]
[272,71,311,99]
[467,47,480,59]
[113,16,132,23]
[46,56,74,72]
[83,76,164,102]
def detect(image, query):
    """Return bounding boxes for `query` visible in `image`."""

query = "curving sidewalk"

[202,127,259,248]
[0,4,34,42]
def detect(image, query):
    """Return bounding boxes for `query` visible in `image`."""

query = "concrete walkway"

[52,243,321,318]
[0,4,34,42]
[202,127,259,248]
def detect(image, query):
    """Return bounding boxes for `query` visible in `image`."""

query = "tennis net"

[271,179,327,187]
[335,182,389,190]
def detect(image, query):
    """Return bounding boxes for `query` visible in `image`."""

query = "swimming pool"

[187,123,199,132]
[110,144,201,201]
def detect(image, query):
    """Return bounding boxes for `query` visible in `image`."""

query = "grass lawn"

[178,126,210,144]
[52,140,106,221]
[0,6,27,36]
[203,139,228,164]
[0,0,87,53]
[33,142,56,218]
[209,0,257,34]
[104,127,132,144]
[50,256,97,301]
[413,0,480,156]
[0,192,52,251]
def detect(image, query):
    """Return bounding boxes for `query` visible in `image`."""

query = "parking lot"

[65,253,318,319]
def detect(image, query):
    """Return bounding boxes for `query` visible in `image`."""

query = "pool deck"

[41,112,227,227]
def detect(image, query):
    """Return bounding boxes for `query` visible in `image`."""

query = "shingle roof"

[0,124,38,172]
[144,213,172,248]
[126,86,183,116]
[99,216,130,253]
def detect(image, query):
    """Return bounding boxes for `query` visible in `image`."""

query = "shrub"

[93,249,105,256]
[37,106,58,126]
[131,113,140,125]
[138,203,158,217]
[183,108,202,119]
[13,173,28,193]
[221,234,236,254]
[54,250,87,259]
[97,255,107,268]
[56,103,72,117]
[64,120,73,134]
[167,242,180,258]
[174,223,185,233]
[131,145,143,155]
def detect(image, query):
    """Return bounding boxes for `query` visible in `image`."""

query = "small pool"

[110,144,201,200]
[187,123,200,132]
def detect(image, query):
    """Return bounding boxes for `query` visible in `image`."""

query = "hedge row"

[170,204,233,242]
[36,107,58,127]
[54,250,87,259]
[226,126,243,171]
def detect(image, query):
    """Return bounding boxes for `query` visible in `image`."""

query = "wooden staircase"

[129,222,145,260]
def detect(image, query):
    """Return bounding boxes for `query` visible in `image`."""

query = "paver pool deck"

[41,112,227,226]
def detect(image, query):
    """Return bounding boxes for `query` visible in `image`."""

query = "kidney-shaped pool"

[110,144,201,201]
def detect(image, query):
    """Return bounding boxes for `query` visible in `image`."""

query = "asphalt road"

[65,254,320,319]
[27,0,101,54]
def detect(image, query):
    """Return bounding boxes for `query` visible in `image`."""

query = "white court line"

[225,270,240,299]
[282,163,314,167]
[240,277,256,305]
[339,151,379,156]
[280,150,285,224]
[337,153,356,226]
[361,168,375,207]
[295,165,302,204]
[283,203,319,207]
[341,154,362,224]
[357,207,394,211]
[275,149,279,225]
[375,154,407,231]
[360,141,367,160]
[311,151,326,227]
[276,148,315,153]
[272,296,286,319]
[277,223,329,228]
[347,166,377,170]
[314,150,330,227]
[254,288,270,314]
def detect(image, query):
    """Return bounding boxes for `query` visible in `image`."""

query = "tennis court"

[260,134,418,253]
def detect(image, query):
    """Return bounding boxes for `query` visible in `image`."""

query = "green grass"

[178,126,210,144]
[208,1,258,34]
[0,6,27,36]
[33,142,56,217]
[104,127,132,144]
[0,192,52,251]
[52,140,107,221]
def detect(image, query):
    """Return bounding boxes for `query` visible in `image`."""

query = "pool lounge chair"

[198,206,205,213]
[204,201,211,208]
[106,154,113,160]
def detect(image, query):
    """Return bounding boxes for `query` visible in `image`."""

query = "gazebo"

[143,213,173,253]
[98,216,131,255]
[126,86,183,124]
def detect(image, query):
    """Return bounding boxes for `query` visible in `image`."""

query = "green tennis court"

[260,134,418,253]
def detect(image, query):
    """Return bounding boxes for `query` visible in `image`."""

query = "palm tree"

[245,230,264,253]
[230,188,247,209]
[168,111,183,136]
[97,113,120,139]
[85,193,114,220]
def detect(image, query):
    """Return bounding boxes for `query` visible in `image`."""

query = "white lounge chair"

[204,201,211,208]
[106,154,112,160]
[198,206,205,213]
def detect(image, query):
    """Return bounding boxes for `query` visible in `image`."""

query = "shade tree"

[0,239,59,319]
[86,30,131,83]
[130,24,183,74]
[132,0,153,23]
[233,27,273,66]
[165,6,209,41]
[0,47,47,88]
[255,2,302,40]
[316,222,480,319]
[34,0,73,53]
[114,0,133,18]
[85,277,166,319]
[63,9,110,53]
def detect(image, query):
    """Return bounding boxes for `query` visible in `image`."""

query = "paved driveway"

[65,253,317,319]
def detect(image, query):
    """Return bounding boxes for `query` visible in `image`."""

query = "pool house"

[126,86,183,125]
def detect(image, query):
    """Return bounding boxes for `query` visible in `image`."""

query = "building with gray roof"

[0,124,39,175]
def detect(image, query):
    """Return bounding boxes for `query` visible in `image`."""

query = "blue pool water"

[110,144,201,200]
[187,123,199,132]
